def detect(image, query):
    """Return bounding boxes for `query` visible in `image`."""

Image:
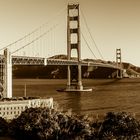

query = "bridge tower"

[116,48,123,78]
[0,49,12,98]
[67,3,83,90]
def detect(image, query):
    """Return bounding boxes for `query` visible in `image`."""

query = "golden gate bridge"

[0,3,123,98]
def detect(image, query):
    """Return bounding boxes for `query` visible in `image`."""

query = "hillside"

[12,55,140,79]
[123,62,140,78]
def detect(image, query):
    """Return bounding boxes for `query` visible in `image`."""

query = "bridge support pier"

[67,65,71,89]
[77,64,83,90]
[3,49,12,98]
[62,4,92,92]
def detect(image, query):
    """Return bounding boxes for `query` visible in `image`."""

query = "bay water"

[13,78,140,118]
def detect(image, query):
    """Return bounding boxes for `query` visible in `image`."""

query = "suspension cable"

[0,6,66,52]
[80,7,104,60]
[11,24,58,54]
[68,3,97,59]
[81,32,97,59]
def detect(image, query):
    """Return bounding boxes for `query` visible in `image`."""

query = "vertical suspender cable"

[80,7,104,60]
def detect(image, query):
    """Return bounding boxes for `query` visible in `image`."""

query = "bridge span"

[11,55,121,70]
[0,3,123,98]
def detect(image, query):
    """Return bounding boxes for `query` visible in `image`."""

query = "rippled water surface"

[13,78,140,118]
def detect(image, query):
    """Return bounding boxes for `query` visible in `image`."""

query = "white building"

[0,97,53,120]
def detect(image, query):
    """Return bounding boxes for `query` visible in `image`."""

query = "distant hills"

[122,62,140,78]
[13,55,140,79]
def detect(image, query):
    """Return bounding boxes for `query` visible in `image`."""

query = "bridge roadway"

[0,55,121,70]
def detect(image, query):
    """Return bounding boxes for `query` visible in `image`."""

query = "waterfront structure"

[0,97,53,120]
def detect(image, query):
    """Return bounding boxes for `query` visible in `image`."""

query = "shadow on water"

[64,92,82,114]
[97,79,122,86]
[99,78,140,86]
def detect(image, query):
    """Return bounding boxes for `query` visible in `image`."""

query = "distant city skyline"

[0,0,140,66]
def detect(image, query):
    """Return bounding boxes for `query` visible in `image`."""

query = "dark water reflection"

[13,78,140,118]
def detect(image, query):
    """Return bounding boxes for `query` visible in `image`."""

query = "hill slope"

[12,55,140,79]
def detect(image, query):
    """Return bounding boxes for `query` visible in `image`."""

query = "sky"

[0,0,140,66]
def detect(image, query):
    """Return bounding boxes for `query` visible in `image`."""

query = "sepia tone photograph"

[0,0,140,139]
